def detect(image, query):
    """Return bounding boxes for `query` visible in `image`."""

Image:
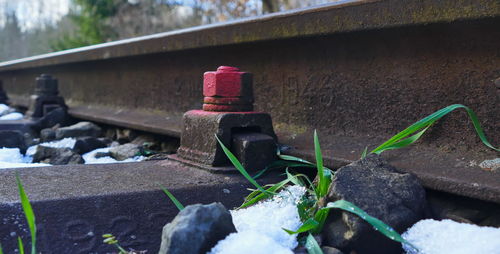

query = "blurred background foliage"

[0,0,339,61]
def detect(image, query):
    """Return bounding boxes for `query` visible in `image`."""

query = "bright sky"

[0,0,70,31]
[0,0,334,31]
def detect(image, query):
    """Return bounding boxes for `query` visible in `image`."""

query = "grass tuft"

[218,131,421,253]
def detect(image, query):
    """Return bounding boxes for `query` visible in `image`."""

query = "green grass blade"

[216,135,269,194]
[15,174,36,254]
[278,154,316,165]
[160,186,184,211]
[283,218,319,234]
[375,125,431,153]
[243,182,290,201]
[371,104,498,154]
[243,188,265,203]
[278,154,332,172]
[311,208,330,234]
[292,174,315,190]
[0,243,3,254]
[285,169,306,187]
[305,233,323,254]
[461,105,499,151]
[243,182,284,202]
[239,178,292,209]
[314,131,331,198]
[314,130,324,182]
[371,106,454,154]
[297,196,316,221]
[251,161,277,179]
[323,200,419,251]
[17,237,24,254]
[360,146,368,159]
[253,160,315,179]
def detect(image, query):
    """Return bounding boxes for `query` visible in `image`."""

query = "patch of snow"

[210,231,293,254]
[0,148,50,169]
[0,112,23,120]
[209,185,306,254]
[82,147,144,164]
[0,104,10,115]
[26,138,77,157]
[0,161,50,169]
[403,219,500,254]
[0,147,26,163]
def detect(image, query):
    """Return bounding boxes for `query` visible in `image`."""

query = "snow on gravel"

[403,219,500,254]
[0,138,144,168]
[82,147,144,164]
[0,104,145,167]
[0,148,49,169]
[0,104,10,115]
[0,104,23,120]
[209,185,306,254]
[0,112,23,120]
[26,138,77,157]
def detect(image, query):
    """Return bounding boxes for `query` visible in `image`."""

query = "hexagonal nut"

[35,74,59,95]
[203,66,253,98]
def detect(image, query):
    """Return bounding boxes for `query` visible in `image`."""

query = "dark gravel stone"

[40,128,56,142]
[116,129,138,144]
[160,139,180,154]
[73,137,108,154]
[323,154,427,254]
[95,152,111,158]
[27,138,40,147]
[109,143,142,161]
[55,121,102,139]
[0,130,26,153]
[32,146,84,165]
[97,137,113,146]
[159,202,236,254]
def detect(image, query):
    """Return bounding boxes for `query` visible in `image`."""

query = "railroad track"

[0,0,498,252]
[2,0,498,202]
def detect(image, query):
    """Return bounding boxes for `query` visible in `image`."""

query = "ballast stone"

[55,121,102,139]
[109,143,142,161]
[32,146,84,165]
[323,154,427,254]
[73,137,108,154]
[159,202,236,254]
[40,128,56,142]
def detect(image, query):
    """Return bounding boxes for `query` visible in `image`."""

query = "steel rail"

[0,0,499,203]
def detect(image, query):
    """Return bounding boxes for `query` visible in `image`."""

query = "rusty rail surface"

[0,0,499,203]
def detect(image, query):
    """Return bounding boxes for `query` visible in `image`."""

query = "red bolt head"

[203,66,252,98]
